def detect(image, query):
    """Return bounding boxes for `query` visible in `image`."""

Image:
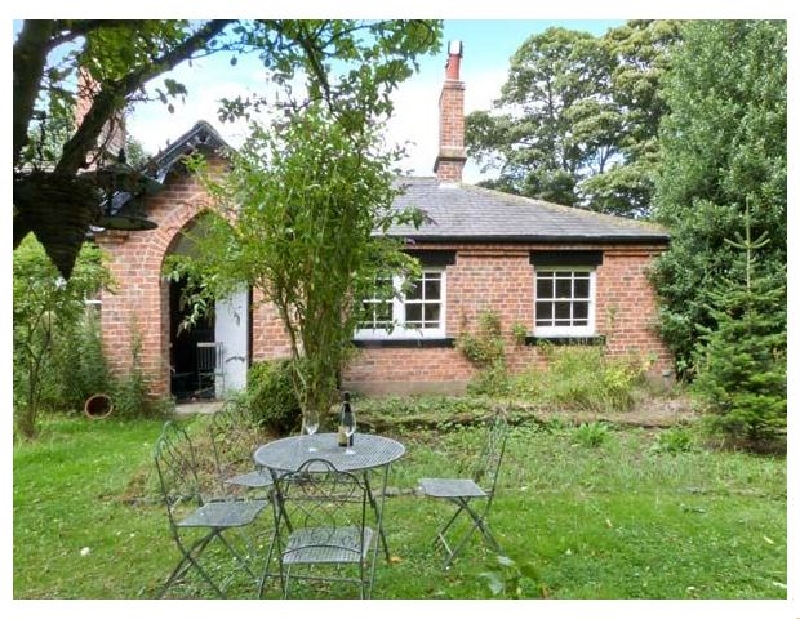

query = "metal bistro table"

[253,433,405,590]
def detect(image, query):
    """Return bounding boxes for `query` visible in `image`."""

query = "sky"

[125,19,624,184]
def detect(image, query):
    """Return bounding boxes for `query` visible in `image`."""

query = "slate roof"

[148,120,230,182]
[140,122,668,244]
[389,177,669,243]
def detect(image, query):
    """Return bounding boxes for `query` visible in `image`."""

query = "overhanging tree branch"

[55,19,234,175]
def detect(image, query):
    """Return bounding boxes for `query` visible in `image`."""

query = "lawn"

[12,410,787,600]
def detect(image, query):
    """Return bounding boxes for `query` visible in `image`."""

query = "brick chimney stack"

[434,40,467,183]
[75,68,126,169]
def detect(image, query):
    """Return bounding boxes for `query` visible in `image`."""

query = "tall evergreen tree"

[692,203,786,441]
[650,20,786,375]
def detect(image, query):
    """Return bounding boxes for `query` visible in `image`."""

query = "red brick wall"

[96,162,672,398]
[95,165,221,397]
[341,242,672,395]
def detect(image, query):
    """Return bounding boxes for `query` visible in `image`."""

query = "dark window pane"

[574,278,589,299]
[573,302,588,321]
[555,302,571,320]
[424,278,441,300]
[555,279,572,299]
[405,280,422,300]
[537,278,553,299]
[425,304,440,328]
[405,304,422,324]
[536,302,552,323]
[376,302,393,325]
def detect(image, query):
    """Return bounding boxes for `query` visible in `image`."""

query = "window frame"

[354,267,446,340]
[533,267,596,338]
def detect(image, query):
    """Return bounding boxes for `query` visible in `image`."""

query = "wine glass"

[304,409,319,452]
[344,409,356,455]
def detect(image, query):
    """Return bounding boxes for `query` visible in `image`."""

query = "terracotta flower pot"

[84,393,113,419]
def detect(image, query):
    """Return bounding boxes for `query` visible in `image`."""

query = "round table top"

[253,432,405,473]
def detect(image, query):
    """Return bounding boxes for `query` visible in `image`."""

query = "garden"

[12,350,787,600]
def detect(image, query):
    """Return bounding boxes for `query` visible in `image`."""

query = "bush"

[51,309,110,412]
[246,359,301,435]
[509,347,646,412]
[651,426,696,454]
[459,311,505,369]
[467,360,510,397]
[111,329,172,419]
[572,422,612,448]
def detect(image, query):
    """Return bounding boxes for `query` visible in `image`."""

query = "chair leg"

[432,502,466,551]
[434,498,502,569]
[159,533,226,599]
[257,528,278,598]
[363,473,390,562]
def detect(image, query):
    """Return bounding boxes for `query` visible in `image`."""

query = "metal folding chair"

[271,458,377,599]
[153,421,271,598]
[208,403,275,498]
[196,341,224,399]
[418,410,509,568]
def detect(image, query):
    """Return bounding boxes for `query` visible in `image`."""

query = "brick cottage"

[91,41,673,400]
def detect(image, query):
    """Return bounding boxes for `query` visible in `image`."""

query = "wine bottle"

[337,392,350,447]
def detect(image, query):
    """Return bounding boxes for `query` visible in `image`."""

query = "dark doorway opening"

[169,276,214,402]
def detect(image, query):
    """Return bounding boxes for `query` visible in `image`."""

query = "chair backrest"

[276,458,369,556]
[471,409,509,498]
[154,421,203,532]
[208,403,265,490]
[197,342,223,372]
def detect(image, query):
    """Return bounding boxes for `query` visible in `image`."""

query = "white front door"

[214,287,249,395]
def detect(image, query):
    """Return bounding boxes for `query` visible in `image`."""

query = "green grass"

[13,413,786,599]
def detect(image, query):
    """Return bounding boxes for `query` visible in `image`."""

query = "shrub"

[459,310,505,369]
[467,360,510,397]
[651,426,696,454]
[572,422,611,448]
[246,359,301,435]
[111,329,172,419]
[509,347,646,412]
[53,309,110,412]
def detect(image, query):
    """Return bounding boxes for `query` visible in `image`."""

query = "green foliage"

[467,362,511,398]
[13,234,113,437]
[690,209,786,442]
[245,360,301,436]
[111,329,173,420]
[572,421,612,448]
[459,310,511,397]
[651,20,786,373]
[509,347,646,412]
[14,19,441,278]
[481,554,542,599]
[50,308,111,411]
[459,310,505,368]
[510,321,528,346]
[651,426,695,454]
[466,20,681,217]
[169,100,427,420]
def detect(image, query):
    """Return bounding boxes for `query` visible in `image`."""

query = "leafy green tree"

[166,102,425,425]
[466,21,680,217]
[579,19,681,215]
[650,20,786,374]
[14,19,441,278]
[13,235,113,438]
